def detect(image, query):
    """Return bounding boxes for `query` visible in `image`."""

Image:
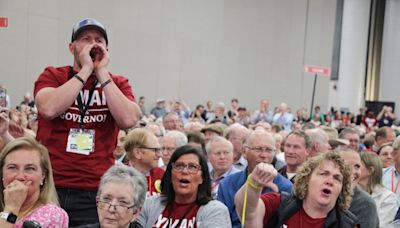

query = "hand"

[92,43,109,72]
[78,43,96,73]
[3,181,30,213]
[0,109,10,137]
[250,163,277,188]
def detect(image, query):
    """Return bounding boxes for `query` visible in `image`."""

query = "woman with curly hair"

[234,152,358,227]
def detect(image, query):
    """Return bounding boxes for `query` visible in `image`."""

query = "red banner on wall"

[304,65,330,76]
[0,18,8,27]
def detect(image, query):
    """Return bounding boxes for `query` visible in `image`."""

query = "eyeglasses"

[138,147,162,153]
[96,200,137,214]
[172,162,201,174]
[246,146,275,154]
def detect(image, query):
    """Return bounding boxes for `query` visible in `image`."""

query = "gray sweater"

[137,196,232,228]
[349,187,379,228]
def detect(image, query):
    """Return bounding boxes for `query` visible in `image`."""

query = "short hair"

[163,130,188,147]
[187,131,205,150]
[245,129,275,147]
[363,135,376,149]
[306,128,328,146]
[0,137,59,210]
[98,165,147,208]
[225,123,250,143]
[376,127,393,139]
[339,128,360,139]
[392,136,400,153]
[271,124,284,133]
[195,104,204,110]
[160,145,211,205]
[145,122,166,138]
[205,136,233,154]
[231,98,238,103]
[124,128,150,159]
[359,152,383,194]
[377,142,393,155]
[163,112,180,122]
[286,130,312,149]
[293,152,352,210]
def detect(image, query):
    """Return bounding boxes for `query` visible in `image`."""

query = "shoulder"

[273,173,293,189]
[110,73,129,85]
[20,204,69,227]
[144,195,163,205]
[221,170,246,183]
[383,166,394,175]
[36,66,70,82]
[150,167,165,179]
[337,209,359,227]
[74,223,100,228]
[200,200,228,211]
[36,203,68,216]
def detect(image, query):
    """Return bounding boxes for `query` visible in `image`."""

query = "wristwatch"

[0,211,17,223]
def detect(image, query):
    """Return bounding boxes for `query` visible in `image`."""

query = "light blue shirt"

[382,166,400,205]
[210,166,240,199]
[233,155,247,171]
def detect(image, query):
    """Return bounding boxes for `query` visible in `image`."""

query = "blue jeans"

[57,188,99,227]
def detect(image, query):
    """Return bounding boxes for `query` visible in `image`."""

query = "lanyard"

[391,170,400,193]
[148,175,153,194]
[166,202,197,228]
[69,67,98,129]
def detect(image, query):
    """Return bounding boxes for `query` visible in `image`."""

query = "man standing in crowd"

[217,129,292,228]
[34,18,140,226]
[206,136,239,198]
[273,102,294,132]
[251,99,273,124]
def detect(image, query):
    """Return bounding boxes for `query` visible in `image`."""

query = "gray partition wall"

[0,0,337,112]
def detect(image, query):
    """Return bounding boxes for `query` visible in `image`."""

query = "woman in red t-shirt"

[137,145,231,228]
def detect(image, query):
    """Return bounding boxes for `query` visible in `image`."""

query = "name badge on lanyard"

[66,128,95,155]
[66,67,98,155]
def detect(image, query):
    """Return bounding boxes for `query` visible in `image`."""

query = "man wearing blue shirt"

[217,129,292,228]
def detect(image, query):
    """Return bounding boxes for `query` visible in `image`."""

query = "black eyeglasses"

[96,200,137,213]
[138,147,162,153]
[172,162,201,174]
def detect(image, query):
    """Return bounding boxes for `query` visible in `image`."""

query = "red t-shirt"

[146,167,165,197]
[153,201,200,228]
[34,66,135,190]
[262,192,325,228]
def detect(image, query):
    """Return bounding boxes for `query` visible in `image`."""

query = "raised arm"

[35,43,95,119]
[234,163,277,228]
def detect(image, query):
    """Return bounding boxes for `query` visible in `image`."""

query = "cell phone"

[0,88,6,108]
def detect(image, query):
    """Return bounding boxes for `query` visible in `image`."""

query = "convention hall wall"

[1,0,337,113]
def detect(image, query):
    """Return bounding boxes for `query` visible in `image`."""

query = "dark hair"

[187,131,206,154]
[160,145,211,205]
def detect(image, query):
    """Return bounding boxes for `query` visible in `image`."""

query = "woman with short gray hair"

[76,165,147,228]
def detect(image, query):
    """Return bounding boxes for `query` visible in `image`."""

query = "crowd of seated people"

[3,91,400,227]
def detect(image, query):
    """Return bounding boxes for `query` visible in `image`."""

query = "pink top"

[15,203,69,228]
